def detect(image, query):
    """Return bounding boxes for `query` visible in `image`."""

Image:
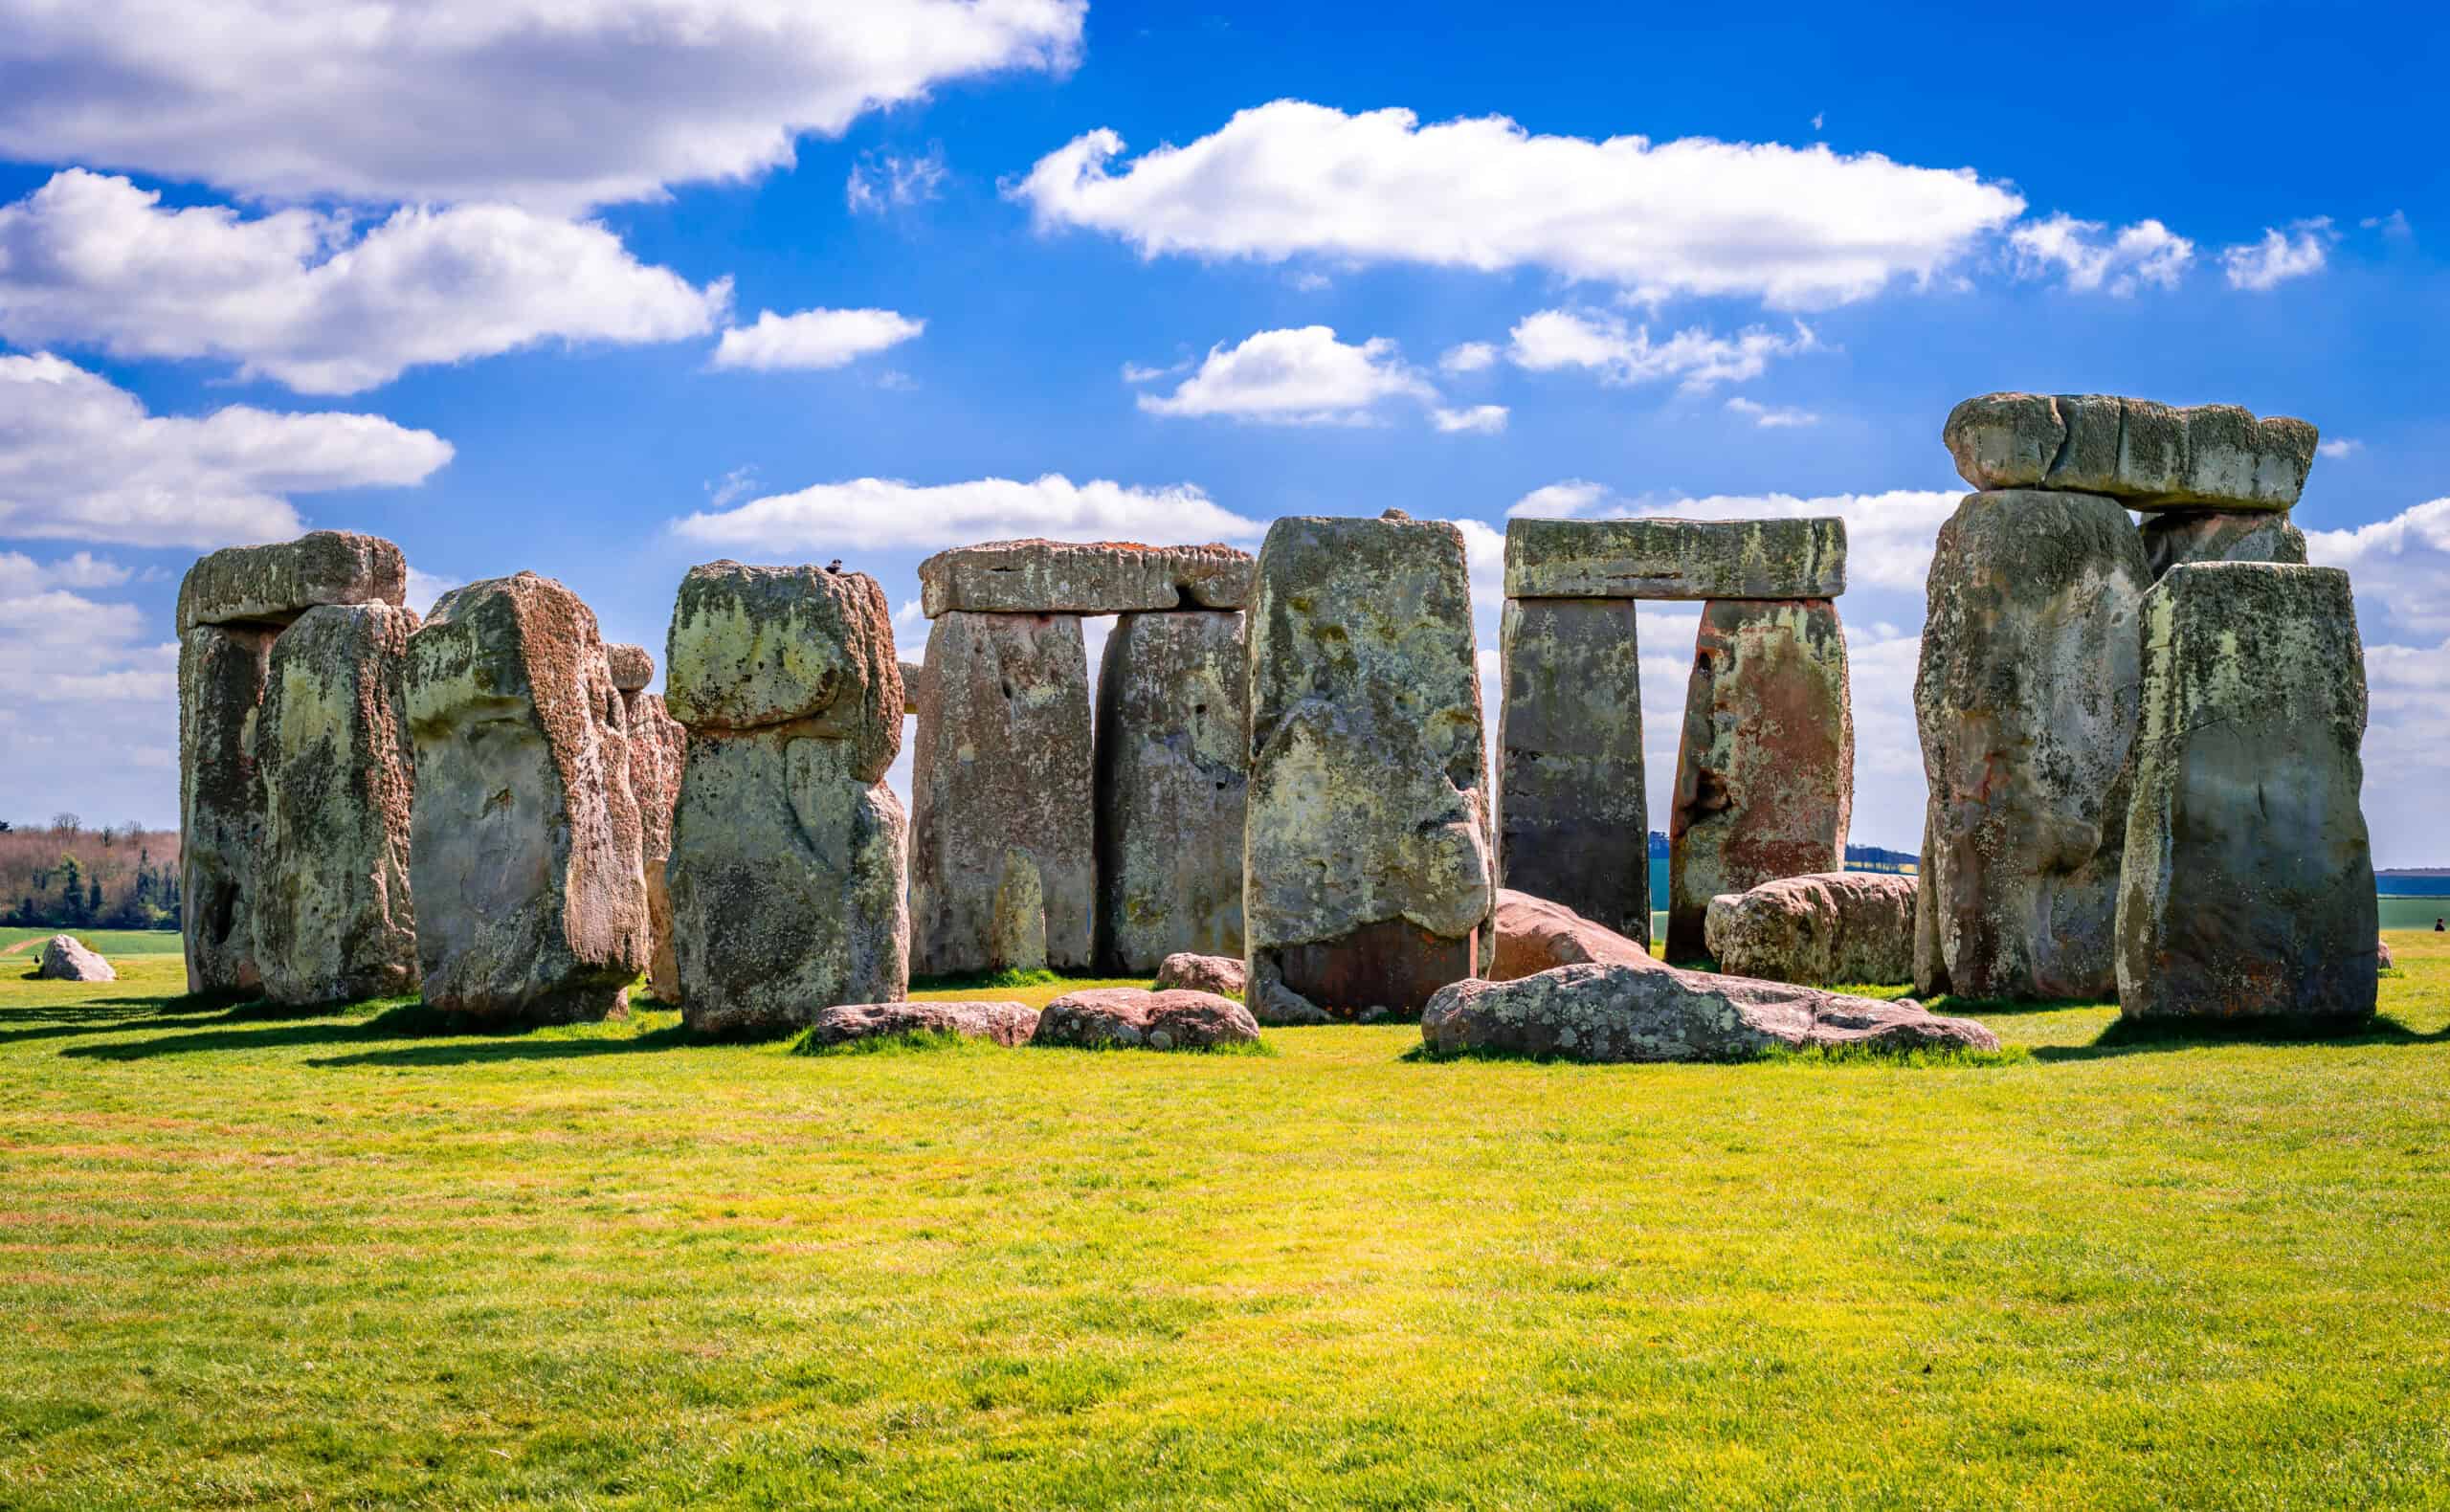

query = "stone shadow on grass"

[4,993,364,1048]
[61,999,685,1063]
[2033,1013,2446,1062]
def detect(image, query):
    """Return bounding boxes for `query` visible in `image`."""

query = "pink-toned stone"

[1153,952,1245,997]
[1489,889,1657,981]
[1704,871,1916,987]
[800,1000,1037,1049]
[1030,987,1260,1050]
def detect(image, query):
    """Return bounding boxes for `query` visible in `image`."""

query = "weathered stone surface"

[404,572,647,1022]
[1154,952,1246,997]
[622,691,686,1004]
[801,1000,1037,1049]
[605,642,655,692]
[910,611,1094,975]
[36,935,114,982]
[2378,940,2394,970]
[1916,491,2148,1001]
[1498,597,1648,944]
[1030,987,1261,1050]
[176,530,408,635]
[1244,515,1491,1024]
[254,604,420,1006]
[179,622,275,994]
[1704,871,1916,987]
[2116,564,2377,1022]
[1504,517,1847,601]
[1488,889,1656,981]
[664,561,902,779]
[899,660,925,715]
[919,539,1253,617]
[1422,961,2000,1061]
[667,729,908,1034]
[2139,510,2307,579]
[1094,610,1248,972]
[1943,393,2317,512]
[1667,598,1853,961]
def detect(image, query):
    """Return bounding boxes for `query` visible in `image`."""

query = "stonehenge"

[1031,987,1261,1050]
[404,571,647,1023]
[608,646,687,1005]
[1500,515,1854,963]
[1244,513,1492,1023]
[1704,872,1917,989]
[663,562,908,1034]
[801,1000,1038,1049]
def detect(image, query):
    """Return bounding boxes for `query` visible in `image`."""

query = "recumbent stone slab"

[662,560,902,778]
[1704,871,1916,988]
[1488,890,1658,981]
[176,529,407,635]
[1666,598,1853,961]
[2116,563,2377,1023]
[1498,597,1650,945]
[1943,392,2317,512]
[1030,987,1260,1051]
[919,539,1254,617]
[1244,514,1491,1023]
[910,611,1094,976]
[179,622,275,994]
[1504,516,1846,601]
[1094,610,1248,973]
[1153,952,1246,997]
[801,1000,1037,1049]
[1915,490,2148,1000]
[405,572,648,1023]
[255,603,421,1006]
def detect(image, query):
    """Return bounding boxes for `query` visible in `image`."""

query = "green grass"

[2,942,2446,1508]
[1,925,183,958]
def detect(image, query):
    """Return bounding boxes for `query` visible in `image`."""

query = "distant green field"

[2382,897,2449,931]
[0,927,183,959]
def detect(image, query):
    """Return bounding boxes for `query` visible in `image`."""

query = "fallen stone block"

[1704,872,1916,987]
[36,935,114,982]
[1153,952,1245,997]
[1504,517,1846,601]
[176,529,407,635]
[1488,889,1656,980]
[1498,597,1649,945]
[800,999,1037,1049]
[1031,987,1261,1050]
[1943,392,2317,512]
[920,539,1254,616]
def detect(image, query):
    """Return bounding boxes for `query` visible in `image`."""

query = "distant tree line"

[0,816,182,929]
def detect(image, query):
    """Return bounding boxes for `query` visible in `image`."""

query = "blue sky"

[2,0,2444,860]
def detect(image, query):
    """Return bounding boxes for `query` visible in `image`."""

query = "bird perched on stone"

[826,559,843,573]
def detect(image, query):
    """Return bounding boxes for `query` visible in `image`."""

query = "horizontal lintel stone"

[1503,517,1847,601]
[918,539,1253,617]
[176,530,407,635]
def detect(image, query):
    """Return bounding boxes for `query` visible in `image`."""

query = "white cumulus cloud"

[670,474,1264,552]
[1137,326,1437,425]
[2306,496,2450,637]
[1725,397,1820,428]
[2222,218,2335,291]
[0,0,1086,211]
[710,308,924,372]
[1014,100,2027,308]
[0,352,452,548]
[1431,404,1509,434]
[0,170,729,394]
[1438,342,1499,374]
[2008,212,2195,295]
[1506,308,1817,390]
[2319,438,2362,460]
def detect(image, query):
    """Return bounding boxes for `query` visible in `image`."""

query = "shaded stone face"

[918,539,1254,616]
[1498,597,1648,945]
[176,529,408,635]
[663,561,902,779]
[1029,987,1261,1050]
[254,604,421,1007]
[666,729,909,1034]
[2117,564,2377,1022]
[2139,510,2307,579]
[404,572,647,1023]
[1243,515,1491,1023]
[1942,393,2317,512]
[1703,871,1916,988]
[909,611,1095,976]
[1420,961,2000,1062]
[622,691,687,1005]
[1504,517,1846,601]
[1094,610,1248,973]
[605,643,655,692]
[1666,598,1853,962]
[1915,490,2148,1001]
[179,622,275,994]
[1488,889,1656,981]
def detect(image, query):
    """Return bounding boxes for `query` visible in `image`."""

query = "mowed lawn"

[2,939,2446,1509]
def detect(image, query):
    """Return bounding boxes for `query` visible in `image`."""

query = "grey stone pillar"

[1497,596,1648,946]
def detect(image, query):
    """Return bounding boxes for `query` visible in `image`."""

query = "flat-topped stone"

[176,530,407,635]
[605,643,655,692]
[919,539,1254,617]
[1504,517,1846,601]
[1943,392,2317,512]
[1704,871,1916,988]
[801,1000,1037,1049]
[664,561,902,775]
[1031,988,1260,1051]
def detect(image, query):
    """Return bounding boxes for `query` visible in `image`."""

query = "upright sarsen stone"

[2117,564,2377,1022]
[254,604,420,1006]
[1915,490,2149,1000]
[1666,599,1853,960]
[664,562,908,1033]
[178,623,275,994]
[1094,610,1248,973]
[910,611,1093,975]
[404,572,647,1022]
[1244,514,1492,1023]
[1498,596,1649,945]
[624,691,686,1004]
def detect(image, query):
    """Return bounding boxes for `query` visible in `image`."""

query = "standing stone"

[404,572,647,1022]
[1666,598,1853,962]
[2139,510,2307,579]
[1094,610,1248,972]
[664,562,908,1033]
[1916,490,2149,1000]
[178,623,274,994]
[1244,514,1492,1023]
[2117,564,2377,1022]
[910,611,1093,977]
[624,691,686,1004]
[1499,596,1649,945]
[254,604,420,1005]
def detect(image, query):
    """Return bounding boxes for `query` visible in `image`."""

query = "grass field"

[0,926,184,957]
[2,939,2445,1508]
